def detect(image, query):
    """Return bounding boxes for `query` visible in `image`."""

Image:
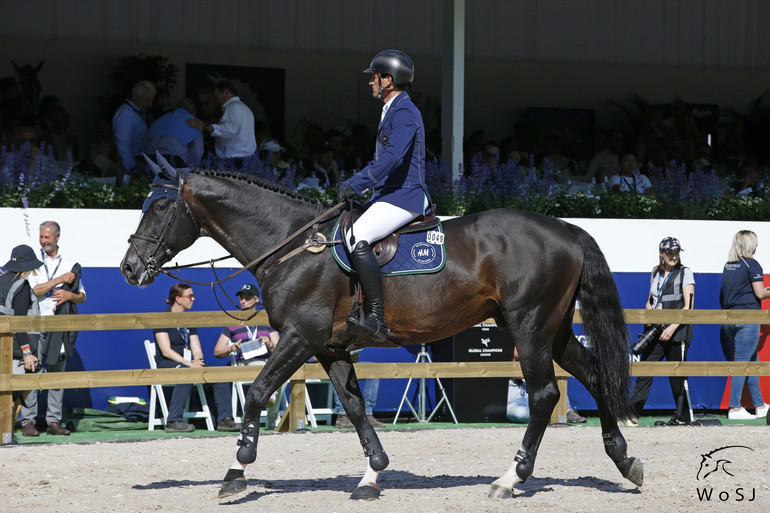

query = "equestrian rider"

[337,49,432,340]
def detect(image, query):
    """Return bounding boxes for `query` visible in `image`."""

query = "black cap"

[3,245,43,273]
[235,283,259,298]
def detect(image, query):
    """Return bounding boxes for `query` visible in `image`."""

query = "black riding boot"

[346,240,389,340]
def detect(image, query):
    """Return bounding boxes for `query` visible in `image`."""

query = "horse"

[120,160,643,501]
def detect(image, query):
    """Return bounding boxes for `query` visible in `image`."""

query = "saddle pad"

[331,219,446,277]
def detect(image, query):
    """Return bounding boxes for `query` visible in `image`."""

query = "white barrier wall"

[2,208,769,274]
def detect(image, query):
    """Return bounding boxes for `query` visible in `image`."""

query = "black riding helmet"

[364,49,414,90]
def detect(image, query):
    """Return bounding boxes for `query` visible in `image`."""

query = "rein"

[153,201,345,287]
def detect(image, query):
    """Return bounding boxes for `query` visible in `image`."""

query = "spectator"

[36,94,60,135]
[608,149,652,194]
[213,284,283,429]
[325,129,347,174]
[187,80,256,170]
[481,140,500,173]
[153,284,240,433]
[349,123,373,170]
[538,132,577,183]
[27,221,87,436]
[585,130,624,182]
[719,230,770,420]
[145,98,204,168]
[0,245,44,437]
[12,125,39,157]
[259,138,289,180]
[729,158,764,197]
[628,237,695,425]
[82,116,120,177]
[41,105,79,162]
[113,80,157,184]
[311,140,341,187]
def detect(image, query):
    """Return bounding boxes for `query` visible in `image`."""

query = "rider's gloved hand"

[337,183,356,203]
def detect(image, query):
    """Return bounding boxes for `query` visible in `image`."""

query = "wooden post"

[550,377,569,424]
[275,378,308,432]
[1,332,14,444]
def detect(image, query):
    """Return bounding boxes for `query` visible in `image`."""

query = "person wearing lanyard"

[213,284,283,429]
[628,237,695,425]
[26,220,86,436]
[609,149,652,194]
[154,284,240,433]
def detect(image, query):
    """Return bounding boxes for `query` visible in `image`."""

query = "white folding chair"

[144,339,215,431]
[229,354,273,426]
[304,379,334,427]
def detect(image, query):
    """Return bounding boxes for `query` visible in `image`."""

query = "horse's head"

[120,154,199,285]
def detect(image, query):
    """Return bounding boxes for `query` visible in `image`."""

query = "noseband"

[127,170,197,278]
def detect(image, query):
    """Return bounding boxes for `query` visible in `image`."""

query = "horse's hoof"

[487,484,514,499]
[350,484,381,500]
[218,477,247,499]
[621,457,644,487]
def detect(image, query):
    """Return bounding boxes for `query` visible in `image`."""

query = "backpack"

[0,276,40,316]
[0,275,43,354]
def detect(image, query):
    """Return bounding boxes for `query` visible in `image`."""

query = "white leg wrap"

[490,460,524,491]
[230,451,247,471]
[357,460,381,488]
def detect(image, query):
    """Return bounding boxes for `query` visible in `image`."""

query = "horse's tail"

[567,223,632,420]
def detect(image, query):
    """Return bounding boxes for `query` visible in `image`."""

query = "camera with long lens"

[631,324,669,355]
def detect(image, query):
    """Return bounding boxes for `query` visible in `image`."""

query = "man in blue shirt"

[113,80,156,183]
[145,98,204,168]
[336,50,432,341]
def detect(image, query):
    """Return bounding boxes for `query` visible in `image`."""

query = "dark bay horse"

[120,164,643,500]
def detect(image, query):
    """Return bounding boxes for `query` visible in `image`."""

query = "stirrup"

[346,314,389,341]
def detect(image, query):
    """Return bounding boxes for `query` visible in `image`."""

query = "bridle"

[127,169,197,279]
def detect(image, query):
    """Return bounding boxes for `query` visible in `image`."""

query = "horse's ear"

[155,151,179,180]
[12,61,19,72]
[142,153,161,177]
[35,60,44,72]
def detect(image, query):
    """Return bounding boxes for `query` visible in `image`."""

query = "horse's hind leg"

[318,353,389,500]
[553,334,644,487]
[489,330,561,499]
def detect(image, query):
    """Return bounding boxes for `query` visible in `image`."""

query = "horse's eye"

[155,203,166,212]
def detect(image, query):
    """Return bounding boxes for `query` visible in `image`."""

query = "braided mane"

[191,168,320,205]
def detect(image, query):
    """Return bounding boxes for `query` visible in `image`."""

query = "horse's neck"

[190,174,317,263]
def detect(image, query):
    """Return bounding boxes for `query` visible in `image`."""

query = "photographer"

[628,237,695,425]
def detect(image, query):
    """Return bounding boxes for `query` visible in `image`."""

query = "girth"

[339,206,440,266]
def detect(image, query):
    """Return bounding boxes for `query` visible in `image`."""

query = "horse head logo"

[696,445,753,481]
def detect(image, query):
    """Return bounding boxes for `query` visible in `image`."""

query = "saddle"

[339,206,440,266]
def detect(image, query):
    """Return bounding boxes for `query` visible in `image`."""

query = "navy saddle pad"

[331,219,446,277]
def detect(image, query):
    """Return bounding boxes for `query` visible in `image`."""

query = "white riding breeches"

[344,200,425,251]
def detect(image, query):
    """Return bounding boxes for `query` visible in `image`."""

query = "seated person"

[154,284,240,433]
[609,149,652,194]
[213,283,283,429]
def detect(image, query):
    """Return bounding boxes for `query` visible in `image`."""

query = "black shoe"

[165,421,196,433]
[347,241,389,340]
[217,417,241,432]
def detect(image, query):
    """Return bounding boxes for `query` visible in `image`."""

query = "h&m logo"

[695,445,756,502]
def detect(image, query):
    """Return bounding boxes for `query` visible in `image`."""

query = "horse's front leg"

[318,354,389,500]
[218,339,316,499]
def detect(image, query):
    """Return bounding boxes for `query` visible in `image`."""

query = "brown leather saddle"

[339,206,440,266]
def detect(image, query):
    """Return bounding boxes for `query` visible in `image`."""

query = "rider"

[336,49,432,341]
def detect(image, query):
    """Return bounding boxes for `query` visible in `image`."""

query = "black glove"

[337,183,356,203]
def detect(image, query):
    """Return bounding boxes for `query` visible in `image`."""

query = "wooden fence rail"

[2,309,770,442]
